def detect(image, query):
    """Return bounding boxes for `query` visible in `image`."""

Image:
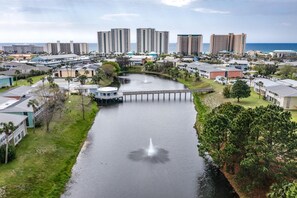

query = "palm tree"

[78,75,87,85]
[257,81,264,99]
[40,77,45,87]
[0,122,15,164]
[47,76,54,84]
[27,99,39,129]
[65,76,73,97]
[84,69,90,76]
[14,70,21,85]
[27,77,33,86]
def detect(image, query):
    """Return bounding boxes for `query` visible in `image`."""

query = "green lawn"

[0,75,47,93]
[0,96,98,197]
[14,75,47,86]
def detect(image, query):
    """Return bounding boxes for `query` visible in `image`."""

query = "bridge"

[122,88,213,102]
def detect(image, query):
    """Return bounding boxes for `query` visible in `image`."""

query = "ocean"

[1,43,297,54]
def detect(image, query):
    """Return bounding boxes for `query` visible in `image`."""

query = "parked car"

[214,76,227,85]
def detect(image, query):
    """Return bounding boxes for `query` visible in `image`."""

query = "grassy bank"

[0,95,98,198]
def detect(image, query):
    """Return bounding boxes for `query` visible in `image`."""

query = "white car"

[214,76,227,85]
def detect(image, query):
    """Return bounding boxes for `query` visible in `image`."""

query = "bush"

[0,145,16,163]
[223,85,231,98]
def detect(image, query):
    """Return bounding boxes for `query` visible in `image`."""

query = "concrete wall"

[0,77,13,88]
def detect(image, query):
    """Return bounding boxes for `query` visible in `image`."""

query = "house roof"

[0,96,18,110]
[1,86,33,98]
[266,85,297,97]
[0,75,13,79]
[254,78,281,88]
[33,54,79,61]
[228,60,249,65]
[0,96,41,113]
[0,113,27,126]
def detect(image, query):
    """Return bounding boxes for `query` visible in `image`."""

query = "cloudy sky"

[1,0,296,43]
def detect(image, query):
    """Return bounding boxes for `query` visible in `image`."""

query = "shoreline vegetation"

[123,67,296,197]
[0,96,98,197]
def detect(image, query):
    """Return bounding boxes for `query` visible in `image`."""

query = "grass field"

[14,75,47,86]
[0,96,98,198]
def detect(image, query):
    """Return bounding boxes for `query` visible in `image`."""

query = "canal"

[62,74,237,198]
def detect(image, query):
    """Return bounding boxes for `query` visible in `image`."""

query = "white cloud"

[100,13,139,20]
[161,0,196,7]
[193,8,230,14]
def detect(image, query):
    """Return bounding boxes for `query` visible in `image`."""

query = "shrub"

[0,145,16,163]
[223,85,231,98]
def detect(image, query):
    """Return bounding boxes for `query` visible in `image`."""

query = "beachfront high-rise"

[111,28,130,53]
[177,34,203,55]
[137,28,169,54]
[154,31,169,54]
[137,28,155,53]
[97,31,111,54]
[98,28,130,54]
[210,33,247,55]
[46,41,88,55]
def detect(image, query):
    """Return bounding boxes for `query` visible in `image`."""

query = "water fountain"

[128,138,170,164]
[143,76,151,84]
[147,138,156,157]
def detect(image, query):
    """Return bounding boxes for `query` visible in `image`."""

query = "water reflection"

[197,160,239,198]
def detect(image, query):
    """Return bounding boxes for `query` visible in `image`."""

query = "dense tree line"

[199,103,297,192]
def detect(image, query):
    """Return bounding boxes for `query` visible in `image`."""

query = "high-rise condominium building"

[177,34,203,55]
[155,31,169,54]
[98,29,130,54]
[46,41,88,55]
[137,28,155,53]
[137,28,169,54]
[111,28,130,53]
[97,31,111,54]
[210,33,247,55]
[3,44,44,54]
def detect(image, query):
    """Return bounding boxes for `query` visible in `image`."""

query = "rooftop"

[1,86,33,98]
[0,113,27,127]
[266,85,297,97]
[98,87,118,92]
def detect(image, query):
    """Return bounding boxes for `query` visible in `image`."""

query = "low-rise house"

[0,113,27,146]
[253,78,281,95]
[185,62,243,79]
[272,50,297,58]
[265,85,297,110]
[228,60,249,71]
[0,62,50,76]
[0,96,43,128]
[55,64,98,78]
[0,76,13,88]
[1,86,33,100]
[31,54,90,67]
[71,85,99,95]
[277,79,297,88]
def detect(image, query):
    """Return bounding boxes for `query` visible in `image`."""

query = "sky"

[0,0,296,43]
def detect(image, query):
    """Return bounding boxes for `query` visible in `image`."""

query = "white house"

[253,78,281,95]
[265,85,297,110]
[0,113,27,146]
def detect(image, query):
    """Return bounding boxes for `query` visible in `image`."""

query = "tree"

[0,122,15,164]
[78,75,87,85]
[14,70,21,85]
[256,80,264,99]
[27,77,33,86]
[240,105,297,186]
[27,99,39,128]
[230,80,251,102]
[65,76,73,97]
[47,76,54,84]
[278,65,296,79]
[194,71,200,82]
[268,181,297,198]
[223,85,231,98]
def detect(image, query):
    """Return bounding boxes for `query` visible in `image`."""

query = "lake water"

[62,74,237,198]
